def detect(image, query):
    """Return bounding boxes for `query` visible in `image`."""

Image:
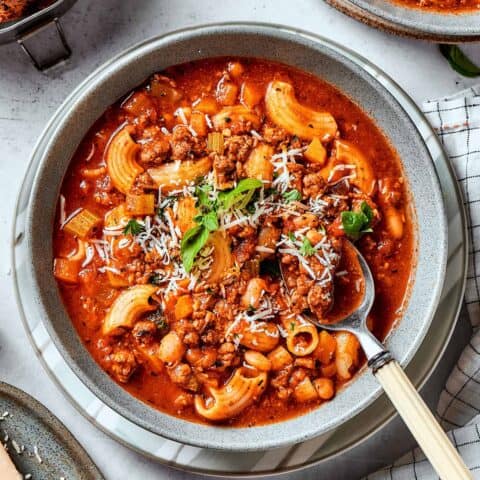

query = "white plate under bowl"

[12,25,467,477]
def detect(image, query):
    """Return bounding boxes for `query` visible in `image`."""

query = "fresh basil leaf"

[123,219,145,235]
[361,201,374,223]
[282,189,302,203]
[219,178,263,211]
[440,45,480,78]
[341,211,364,240]
[180,225,210,273]
[195,184,213,209]
[341,201,374,241]
[194,211,219,232]
[299,237,316,257]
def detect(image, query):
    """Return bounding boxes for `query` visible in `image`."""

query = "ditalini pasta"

[53,58,414,426]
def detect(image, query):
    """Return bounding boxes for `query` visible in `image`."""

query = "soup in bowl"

[24,24,446,450]
[53,58,414,426]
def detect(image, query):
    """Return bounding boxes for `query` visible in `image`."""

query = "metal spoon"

[280,241,472,480]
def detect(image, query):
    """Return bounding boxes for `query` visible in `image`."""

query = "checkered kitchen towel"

[368,87,480,479]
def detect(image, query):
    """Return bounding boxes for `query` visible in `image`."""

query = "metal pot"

[0,0,76,70]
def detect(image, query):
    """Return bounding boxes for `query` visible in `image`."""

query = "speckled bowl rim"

[22,23,448,451]
[326,0,480,42]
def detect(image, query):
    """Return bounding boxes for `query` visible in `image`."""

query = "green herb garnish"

[288,232,296,242]
[194,210,219,232]
[299,237,316,257]
[180,224,210,273]
[181,178,262,272]
[247,304,256,313]
[282,189,301,203]
[341,201,373,241]
[218,178,263,211]
[440,45,480,78]
[181,206,219,273]
[123,219,145,235]
[195,183,214,209]
[290,322,295,331]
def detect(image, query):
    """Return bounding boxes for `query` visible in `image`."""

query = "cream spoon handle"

[375,360,472,480]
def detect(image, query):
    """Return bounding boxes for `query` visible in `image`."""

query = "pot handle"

[17,18,71,71]
[375,359,472,480]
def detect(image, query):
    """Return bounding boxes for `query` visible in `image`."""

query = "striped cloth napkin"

[367,86,480,479]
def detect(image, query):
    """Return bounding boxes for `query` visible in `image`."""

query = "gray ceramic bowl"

[24,23,447,451]
[326,0,480,42]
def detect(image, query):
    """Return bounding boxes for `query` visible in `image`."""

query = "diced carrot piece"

[174,107,191,126]
[240,82,263,109]
[216,77,239,106]
[327,217,345,237]
[228,61,244,78]
[54,258,80,284]
[107,269,130,288]
[177,278,190,290]
[163,113,175,130]
[149,76,183,104]
[193,96,219,115]
[304,137,327,165]
[122,92,156,117]
[190,111,208,137]
[174,294,193,320]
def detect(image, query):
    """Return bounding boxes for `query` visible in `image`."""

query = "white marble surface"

[0,1,478,479]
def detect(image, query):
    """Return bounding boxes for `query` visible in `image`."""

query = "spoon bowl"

[280,239,471,480]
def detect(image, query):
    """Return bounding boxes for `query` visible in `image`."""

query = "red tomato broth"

[0,0,55,23]
[389,0,480,11]
[53,58,414,427]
